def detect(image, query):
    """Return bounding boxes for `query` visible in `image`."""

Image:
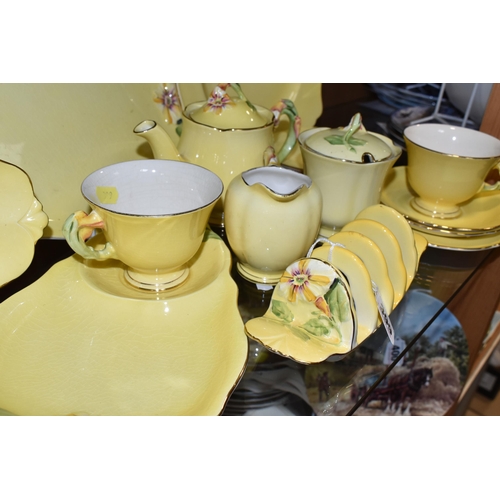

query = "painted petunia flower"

[279,258,336,303]
[202,86,235,115]
[154,83,182,124]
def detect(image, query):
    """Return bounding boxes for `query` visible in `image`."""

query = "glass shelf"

[221,226,495,416]
[0,231,494,416]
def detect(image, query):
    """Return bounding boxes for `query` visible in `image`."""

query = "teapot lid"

[188,84,271,129]
[304,113,392,163]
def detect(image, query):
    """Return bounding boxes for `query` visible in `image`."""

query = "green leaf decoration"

[287,325,311,342]
[271,300,294,323]
[323,134,344,146]
[323,133,367,153]
[325,280,351,324]
[302,318,331,337]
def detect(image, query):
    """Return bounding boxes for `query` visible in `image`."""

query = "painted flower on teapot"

[189,83,269,129]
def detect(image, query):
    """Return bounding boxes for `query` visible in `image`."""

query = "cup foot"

[125,267,189,291]
[236,262,283,285]
[410,197,462,219]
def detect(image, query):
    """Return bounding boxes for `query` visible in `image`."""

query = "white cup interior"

[404,124,500,158]
[82,160,223,216]
[242,166,312,195]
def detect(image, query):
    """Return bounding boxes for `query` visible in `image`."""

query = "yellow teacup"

[404,124,500,219]
[63,159,223,290]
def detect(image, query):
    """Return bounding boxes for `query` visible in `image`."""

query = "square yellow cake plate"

[0,231,248,416]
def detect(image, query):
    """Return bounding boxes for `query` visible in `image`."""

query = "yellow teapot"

[134,83,301,226]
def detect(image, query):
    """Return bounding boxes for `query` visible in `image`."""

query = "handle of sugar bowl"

[271,99,302,165]
[481,163,500,192]
[63,210,116,261]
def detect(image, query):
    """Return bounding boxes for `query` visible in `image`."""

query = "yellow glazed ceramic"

[0,84,321,238]
[381,167,500,237]
[63,160,223,291]
[310,244,379,342]
[0,84,180,238]
[328,231,394,315]
[189,84,269,129]
[245,257,357,364]
[298,114,402,234]
[0,159,48,287]
[176,83,323,171]
[134,84,301,226]
[404,123,500,219]
[413,232,429,263]
[224,166,322,284]
[0,231,249,416]
[356,204,418,290]
[304,114,394,162]
[341,219,407,307]
[412,228,500,251]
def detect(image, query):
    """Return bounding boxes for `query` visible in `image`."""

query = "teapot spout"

[133,120,182,161]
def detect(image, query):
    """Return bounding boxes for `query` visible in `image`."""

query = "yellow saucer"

[413,228,500,251]
[0,160,48,287]
[0,232,248,415]
[381,167,500,235]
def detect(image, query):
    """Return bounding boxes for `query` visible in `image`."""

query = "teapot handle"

[271,99,301,164]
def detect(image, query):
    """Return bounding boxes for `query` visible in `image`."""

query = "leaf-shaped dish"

[0,232,248,415]
[0,159,48,287]
[245,257,357,364]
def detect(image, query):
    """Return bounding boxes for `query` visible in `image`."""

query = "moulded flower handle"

[271,99,302,164]
[62,210,116,261]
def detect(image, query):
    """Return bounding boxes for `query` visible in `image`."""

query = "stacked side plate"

[315,204,427,332]
[243,203,428,365]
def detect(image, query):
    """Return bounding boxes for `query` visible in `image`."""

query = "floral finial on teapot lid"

[305,113,393,163]
[188,83,271,129]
